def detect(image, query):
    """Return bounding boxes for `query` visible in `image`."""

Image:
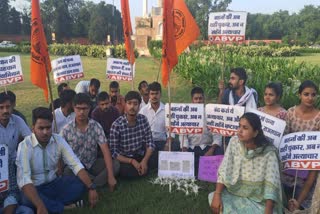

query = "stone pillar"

[143,0,148,17]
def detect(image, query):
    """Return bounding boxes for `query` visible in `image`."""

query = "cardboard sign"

[158,151,194,179]
[198,155,224,183]
[279,131,320,171]
[206,104,245,137]
[208,11,247,44]
[52,55,84,84]
[165,103,204,134]
[0,145,8,193]
[106,58,135,81]
[0,55,23,86]
[246,108,286,148]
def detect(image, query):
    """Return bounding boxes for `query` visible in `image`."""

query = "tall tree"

[8,7,22,34]
[0,0,10,34]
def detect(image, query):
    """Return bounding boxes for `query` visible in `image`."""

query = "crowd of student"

[0,67,319,213]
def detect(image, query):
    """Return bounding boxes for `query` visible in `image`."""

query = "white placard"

[279,131,320,170]
[158,151,194,179]
[0,55,23,86]
[106,58,135,81]
[52,55,84,84]
[165,103,204,134]
[246,108,286,148]
[208,11,247,44]
[206,104,245,137]
[0,145,9,193]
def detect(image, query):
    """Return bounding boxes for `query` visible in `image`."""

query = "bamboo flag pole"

[129,36,134,90]
[292,170,298,199]
[222,43,227,152]
[167,64,172,152]
[45,63,57,133]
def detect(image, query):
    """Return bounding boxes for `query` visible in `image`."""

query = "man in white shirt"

[52,89,76,133]
[140,82,179,151]
[16,107,99,213]
[75,78,100,111]
[180,87,223,175]
[138,80,149,110]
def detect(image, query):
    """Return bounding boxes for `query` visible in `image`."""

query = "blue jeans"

[21,176,86,213]
[0,205,34,214]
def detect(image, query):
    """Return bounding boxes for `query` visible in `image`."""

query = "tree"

[185,0,232,39]
[88,2,122,44]
[8,7,22,34]
[0,0,10,34]
[21,8,31,35]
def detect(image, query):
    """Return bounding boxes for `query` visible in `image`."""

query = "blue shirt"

[0,114,31,160]
[109,114,155,159]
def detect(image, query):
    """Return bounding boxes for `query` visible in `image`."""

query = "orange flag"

[121,0,135,65]
[30,0,51,102]
[162,0,178,87]
[173,0,200,55]
[162,0,200,86]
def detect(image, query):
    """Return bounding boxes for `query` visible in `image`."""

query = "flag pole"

[129,37,134,90]
[45,62,57,132]
[167,64,172,152]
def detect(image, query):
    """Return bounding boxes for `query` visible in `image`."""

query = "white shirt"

[16,133,83,188]
[140,102,173,141]
[74,80,90,94]
[53,107,75,133]
[139,97,148,110]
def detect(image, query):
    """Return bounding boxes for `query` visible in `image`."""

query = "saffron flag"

[162,0,178,87]
[121,0,135,65]
[162,0,200,86]
[173,0,200,55]
[30,0,51,102]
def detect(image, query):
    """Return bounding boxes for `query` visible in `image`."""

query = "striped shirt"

[110,114,155,158]
[16,133,84,188]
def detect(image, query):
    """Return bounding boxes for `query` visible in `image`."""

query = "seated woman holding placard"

[283,80,320,212]
[209,112,282,214]
[258,82,287,120]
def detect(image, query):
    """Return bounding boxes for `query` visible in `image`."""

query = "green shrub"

[174,46,320,109]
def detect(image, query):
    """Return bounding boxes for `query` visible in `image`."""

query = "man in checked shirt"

[110,91,157,178]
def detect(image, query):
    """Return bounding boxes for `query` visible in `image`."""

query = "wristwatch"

[88,183,97,191]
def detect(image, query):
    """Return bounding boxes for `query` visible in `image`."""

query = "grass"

[0,52,192,125]
[291,53,320,66]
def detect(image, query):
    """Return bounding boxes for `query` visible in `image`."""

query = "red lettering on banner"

[208,127,237,137]
[170,127,203,134]
[55,73,84,83]
[283,160,320,170]
[107,74,132,82]
[0,180,8,192]
[209,35,245,44]
[0,75,23,86]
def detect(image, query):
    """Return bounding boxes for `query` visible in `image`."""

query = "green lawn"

[292,53,320,66]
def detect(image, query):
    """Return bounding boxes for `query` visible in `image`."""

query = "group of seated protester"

[0,69,319,213]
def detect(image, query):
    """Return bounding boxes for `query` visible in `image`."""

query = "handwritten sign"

[158,151,194,179]
[208,11,247,44]
[165,103,204,134]
[0,145,8,193]
[106,58,135,81]
[206,104,245,137]
[52,55,84,84]
[246,108,286,148]
[0,55,23,86]
[279,131,320,171]
[198,155,224,183]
